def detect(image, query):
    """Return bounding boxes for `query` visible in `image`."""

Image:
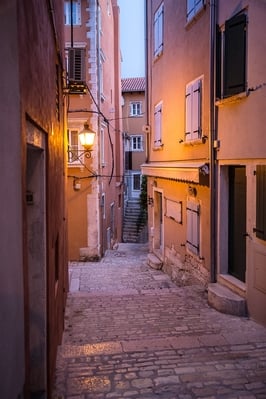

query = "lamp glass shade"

[79,124,95,148]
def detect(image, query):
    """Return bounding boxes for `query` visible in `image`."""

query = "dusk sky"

[118,0,145,78]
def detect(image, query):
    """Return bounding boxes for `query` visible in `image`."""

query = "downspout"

[210,0,217,283]
[144,0,150,163]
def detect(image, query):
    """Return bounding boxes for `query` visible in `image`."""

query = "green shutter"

[224,13,247,97]
[256,165,266,241]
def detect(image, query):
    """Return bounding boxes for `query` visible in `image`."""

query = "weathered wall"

[0,0,67,396]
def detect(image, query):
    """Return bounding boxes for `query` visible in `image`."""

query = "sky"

[118,0,145,78]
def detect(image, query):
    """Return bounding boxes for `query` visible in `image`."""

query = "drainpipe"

[210,0,217,283]
[144,0,150,164]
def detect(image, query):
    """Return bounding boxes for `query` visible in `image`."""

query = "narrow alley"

[53,243,266,399]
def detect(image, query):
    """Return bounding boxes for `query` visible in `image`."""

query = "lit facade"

[143,0,266,326]
[143,0,212,287]
[65,0,123,261]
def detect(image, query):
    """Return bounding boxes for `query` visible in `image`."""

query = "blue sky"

[118,0,145,78]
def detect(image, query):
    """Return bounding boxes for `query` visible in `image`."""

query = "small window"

[130,135,143,151]
[64,0,81,25]
[154,3,164,58]
[130,101,142,116]
[68,48,85,82]
[186,200,200,255]
[67,129,79,163]
[256,165,266,241]
[100,126,105,166]
[185,78,202,141]
[133,174,141,191]
[187,0,204,22]
[154,102,163,148]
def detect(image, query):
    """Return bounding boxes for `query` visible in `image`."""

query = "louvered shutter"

[186,79,201,140]
[154,104,162,146]
[192,80,201,139]
[224,13,246,97]
[68,48,85,82]
[256,165,266,240]
[185,83,192,140]
[187,201,200,254]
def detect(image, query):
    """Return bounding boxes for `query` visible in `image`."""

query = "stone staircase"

[123,199,147,243]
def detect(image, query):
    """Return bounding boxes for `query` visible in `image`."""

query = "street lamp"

[78,123,96,151]
[67,123,96,163]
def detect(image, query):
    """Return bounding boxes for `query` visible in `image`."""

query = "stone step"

[147,253,163,270]
[208,283,247,317]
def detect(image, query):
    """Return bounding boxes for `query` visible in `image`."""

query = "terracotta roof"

[121,77,145,92]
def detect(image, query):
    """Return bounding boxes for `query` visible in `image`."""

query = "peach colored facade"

[0,0,68,397]
[143,0,266,326]
[65,0,123,261]
[143,0,212,286]
[215,0,266,326]
[121,78,146,200]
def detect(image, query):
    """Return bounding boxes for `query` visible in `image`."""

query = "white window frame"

[186,199,200,256]
[130,101,142,117]
[130,135,143,151]
[67,129,80,164]
[154,2,164,58]
[187,0,204,22]
[64,0,81,25]
[154,102,163,148]
[185,78,202,141]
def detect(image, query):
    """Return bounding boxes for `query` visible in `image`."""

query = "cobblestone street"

[53,243,266,399]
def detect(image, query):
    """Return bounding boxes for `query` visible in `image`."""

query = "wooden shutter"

[187,201,200,254]
[154,104,162,146]
[256,165,266,240]
[224,13,246,97]
[185,83,192,140]
[154,3,163,57]
[186,79,201,140]
[192,80,201,139]
[68,48,85,82]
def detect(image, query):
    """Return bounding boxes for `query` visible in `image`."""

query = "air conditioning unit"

[142,124,150,133]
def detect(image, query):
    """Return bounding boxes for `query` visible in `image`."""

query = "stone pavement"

[53,243,266,399]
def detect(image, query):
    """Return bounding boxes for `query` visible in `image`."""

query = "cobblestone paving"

[53,243,266,398]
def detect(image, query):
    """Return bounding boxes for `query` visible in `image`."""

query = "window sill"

[153,143,164,151]
[185,4,206,29]
[182,137,207,146]
[215,91,249,106]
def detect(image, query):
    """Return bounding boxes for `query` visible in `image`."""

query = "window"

[154,102,162,148]
[68,48,85,82]
[130,135,143,151]
[256,165,266,241]
[130,101,142,116]
[67,129,79,163]
[64,0,81,25]
[100,126,105,166]
[185,78,201,141]
[186,200,200,255]
[187,0,204,22]
[154,3,164,58]
[133,174,141,191]
[99,50,105,99]
[217,13,247,98]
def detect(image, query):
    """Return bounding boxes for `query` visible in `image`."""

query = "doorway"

[26,139,47,396]
[153,190,163,254]
[228,166,246,282]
